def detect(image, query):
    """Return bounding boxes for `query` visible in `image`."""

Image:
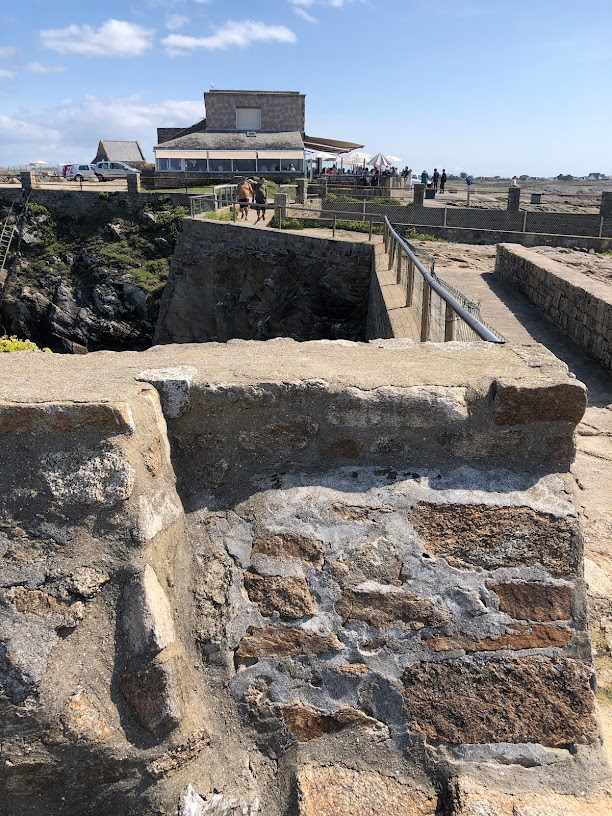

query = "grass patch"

[403,227,439,242]
[128,258,170,294]
[0,335,50,352]
[204,209,237,222]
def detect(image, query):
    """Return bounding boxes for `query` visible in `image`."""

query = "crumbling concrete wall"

[496,243,612,371]
[154,220,374,344]
[0,340,609,816]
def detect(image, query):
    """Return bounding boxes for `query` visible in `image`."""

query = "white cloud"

[294,8,318,22]
[40,19,154,57]
[0,46,18,59]
[0,69,15,78]
[166,14,189,30]
[163,19,296,54]
[0,95,203,165]
[25,62,67,74]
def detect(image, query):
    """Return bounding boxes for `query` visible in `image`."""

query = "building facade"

[154,89,361,177]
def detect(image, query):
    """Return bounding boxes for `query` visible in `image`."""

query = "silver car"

[93,161,140,181]
[63,163,99,182]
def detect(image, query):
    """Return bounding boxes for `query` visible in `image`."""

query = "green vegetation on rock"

[0,335,50,352]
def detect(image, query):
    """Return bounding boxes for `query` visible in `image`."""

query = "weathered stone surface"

[59,689,113,744]
[243,573,315,618]
[0,401,135,436]
[239,417,319,451]
[297,763,439,816]
[488,581,573,621]
[134,489,183,543]
[236,626,343,659]
[426,623,572,652]
[41,448,135,506]
[179,785,260,816]
[252,533,324,568]
[402,656,597,746]
[3,586,84,629]
[451,775,612,816]
[281,703,388,742]
[146,728,210,778]
[136,366,197,418]
[0,611,58,702]
[119,653,184,733]
[336,583,451,629]
[410,503,579,575]
[63,567,109,599]
[493,381,587,426]
[122,564,176,659]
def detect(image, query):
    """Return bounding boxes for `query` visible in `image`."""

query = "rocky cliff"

[0,194,185,353]
[1,339,610,815]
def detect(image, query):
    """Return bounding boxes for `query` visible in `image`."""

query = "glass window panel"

[233,159,256,173]
[257,158,281,173]
[157,158,169,171]
[209,159,232,173]
[281,159,303,172]
[185,159,208,172]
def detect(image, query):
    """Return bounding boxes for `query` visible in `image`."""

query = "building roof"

[98,140,146,162]
[155,131,304,151]
[303,134,365,154]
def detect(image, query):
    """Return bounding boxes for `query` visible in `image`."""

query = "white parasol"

[368,153,400,169]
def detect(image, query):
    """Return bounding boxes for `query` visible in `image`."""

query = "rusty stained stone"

[119,653,184,733]
[336,586,451,630]
[236,625,344,659]
[252,533,324,568]
[409,503,579,576]
[450,776,612,816]
[297,763,440,816]
[488,581,573,621]
[281,702,387,743]
[142,437,163,477]
[492,381,587,427]
[243,572,315,618]
[402,655,597,747]
[426,623,572,653]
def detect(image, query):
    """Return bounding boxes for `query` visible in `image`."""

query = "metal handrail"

[383,216,504,344]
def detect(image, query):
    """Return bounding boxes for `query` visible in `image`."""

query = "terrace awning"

[303,135,364,155]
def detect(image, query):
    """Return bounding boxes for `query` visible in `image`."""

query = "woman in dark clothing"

[253,177,268,223]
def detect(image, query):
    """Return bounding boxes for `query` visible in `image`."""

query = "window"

[281,159,303,172]
[209,159,232,173]
[157,158,183,171]
[79,165,90,171]
[233,159,256,173]
[236,107,261,130]
[185,159,208,172]
[257,157,281,173]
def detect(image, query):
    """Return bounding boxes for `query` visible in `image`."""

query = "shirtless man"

[235,177,254,220]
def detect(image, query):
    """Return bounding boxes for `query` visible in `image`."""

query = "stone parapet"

[496,243,612,371]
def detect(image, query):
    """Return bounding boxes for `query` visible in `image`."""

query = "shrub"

[0,335,50,352]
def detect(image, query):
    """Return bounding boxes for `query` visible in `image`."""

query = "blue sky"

[1,0,610,175]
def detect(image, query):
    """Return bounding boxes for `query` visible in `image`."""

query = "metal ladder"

[0,202,16,275]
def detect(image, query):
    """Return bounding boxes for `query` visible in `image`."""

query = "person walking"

[432,168,440,192]
[236,177,254,220]
[440,169,447,194]
[253,176,268,223]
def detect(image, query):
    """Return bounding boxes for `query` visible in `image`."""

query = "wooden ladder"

[0,202,16,274]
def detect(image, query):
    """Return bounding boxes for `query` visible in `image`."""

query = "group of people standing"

[235,176,268,222]
[420,168,448,193]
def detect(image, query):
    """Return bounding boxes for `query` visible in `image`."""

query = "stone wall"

[154,219,375,344]
[1,339,608,815]
[0,187,191,216]
[204,91,305,132]
[496,243,612,371]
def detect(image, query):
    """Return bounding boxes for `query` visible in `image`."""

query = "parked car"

[62,163,99,182]
[93,161,140,181]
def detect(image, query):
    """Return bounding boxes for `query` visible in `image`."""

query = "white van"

[93,161,140,181]
[62,164,99,182]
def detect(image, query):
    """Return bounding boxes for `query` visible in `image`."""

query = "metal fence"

[382,217,504,344]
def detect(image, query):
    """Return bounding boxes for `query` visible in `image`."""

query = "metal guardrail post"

[523,211,528,233]
[443,206,447,227]
[421,280,431,341]
[396,246,402,284]
[599,217,604,238]
[406,258,414,306]
[368,216,373,242]
[444,303,455,341]
[332,214,337,237]
[362,200,366,223]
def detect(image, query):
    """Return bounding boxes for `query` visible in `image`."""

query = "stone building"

[154,89,362,177]
[92,140,148,169]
